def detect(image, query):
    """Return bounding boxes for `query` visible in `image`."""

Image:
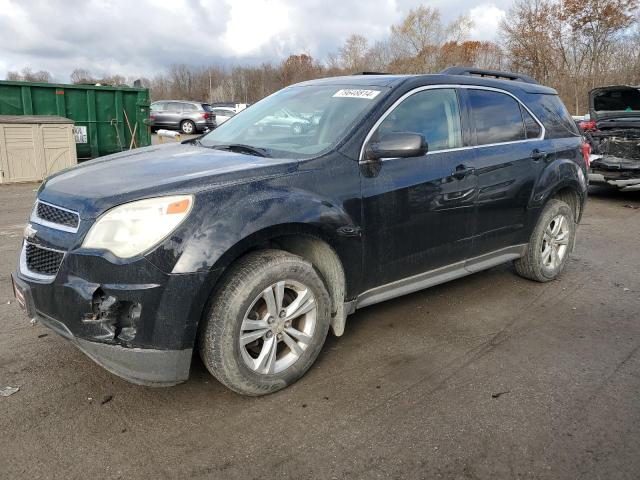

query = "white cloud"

[469,4,507,41]
[0,0,513,81]
[223,0,291,55]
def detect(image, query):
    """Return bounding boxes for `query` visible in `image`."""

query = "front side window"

[469,90,526,145]
[200,85,384,159]
[373,88,462,152]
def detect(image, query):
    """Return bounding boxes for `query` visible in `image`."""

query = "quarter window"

[522,106,542,138]
[468,90,526,145]
[374,88,462,153]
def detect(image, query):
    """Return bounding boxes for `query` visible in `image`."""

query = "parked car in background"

[150,100,216,134]
[581,85,640,191]
[210,106,237,125]
[255,107,311,134]
[12,68,588,395]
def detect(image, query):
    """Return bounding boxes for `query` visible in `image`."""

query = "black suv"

[12,68,588,395]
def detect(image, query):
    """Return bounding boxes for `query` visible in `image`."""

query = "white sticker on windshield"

[333,89,381,99]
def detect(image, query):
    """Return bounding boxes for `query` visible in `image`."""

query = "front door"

[361,88,478,291]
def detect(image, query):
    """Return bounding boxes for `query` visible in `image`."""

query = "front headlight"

[82,195,193,258]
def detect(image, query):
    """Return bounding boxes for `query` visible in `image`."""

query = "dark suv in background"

[150,100,216,134]
[12,68,588,396]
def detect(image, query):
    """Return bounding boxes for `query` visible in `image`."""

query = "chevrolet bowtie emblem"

[24,224,37,240]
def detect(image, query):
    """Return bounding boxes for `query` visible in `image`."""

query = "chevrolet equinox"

[12,68,588,395]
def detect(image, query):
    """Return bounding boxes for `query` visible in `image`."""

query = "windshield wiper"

[209,143,271,157]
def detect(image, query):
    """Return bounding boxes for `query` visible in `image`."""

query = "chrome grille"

[35,201,79,230]
[24,243,64,277]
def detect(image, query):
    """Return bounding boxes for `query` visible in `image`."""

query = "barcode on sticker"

[333,89,381,99]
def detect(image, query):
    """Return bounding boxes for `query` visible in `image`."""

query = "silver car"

[150,100,216,134]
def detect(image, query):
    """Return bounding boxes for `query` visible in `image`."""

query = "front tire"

[514,199,576,282]
[199,250,331,396]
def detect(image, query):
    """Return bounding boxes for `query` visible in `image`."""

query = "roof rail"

[440,66,539,85]
[357,71,390,75]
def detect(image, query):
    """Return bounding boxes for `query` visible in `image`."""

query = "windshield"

[199,85,385,158]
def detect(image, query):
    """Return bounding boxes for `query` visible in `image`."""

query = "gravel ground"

[0,183,638,479]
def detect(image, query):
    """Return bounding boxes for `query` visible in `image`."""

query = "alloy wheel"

[239,280,317,374]
[541,214,570,270]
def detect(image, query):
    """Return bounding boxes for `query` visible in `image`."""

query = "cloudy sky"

[0,0,511,82]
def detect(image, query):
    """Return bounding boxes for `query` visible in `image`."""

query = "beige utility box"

[0,115,77,184]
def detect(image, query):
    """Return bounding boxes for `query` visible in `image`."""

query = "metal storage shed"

[0,115,77,184]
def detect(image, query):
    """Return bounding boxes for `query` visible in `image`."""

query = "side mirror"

[364,132,428,161]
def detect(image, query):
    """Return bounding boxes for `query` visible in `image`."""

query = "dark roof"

[294,73,557,95]
[0,115,74,124]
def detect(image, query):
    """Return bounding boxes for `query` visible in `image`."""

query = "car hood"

[38,142,299,219]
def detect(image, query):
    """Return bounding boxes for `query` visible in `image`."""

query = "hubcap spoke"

[240,329,269,346]
[241,318,269,331]
[254,336,277,373]
[282,331,304,356]
[262,284,281,318]
[285,289,315,322]
[285,326,312,345]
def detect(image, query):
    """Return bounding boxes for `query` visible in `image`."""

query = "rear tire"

[199,250,331,396]
[180,120,196,134]
[514,199,576,282]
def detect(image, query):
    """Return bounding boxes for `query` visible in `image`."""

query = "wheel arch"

[531,158,587,223]
[200,223,352,337]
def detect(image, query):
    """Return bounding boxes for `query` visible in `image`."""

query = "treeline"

[6,0,639,114]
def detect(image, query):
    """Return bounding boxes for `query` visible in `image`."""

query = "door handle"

[531,149,548,161]
[452,164,475,180]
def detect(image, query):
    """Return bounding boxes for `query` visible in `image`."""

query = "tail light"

[202,113,211,120]
[580,141,591,169]
[579,120,597,131]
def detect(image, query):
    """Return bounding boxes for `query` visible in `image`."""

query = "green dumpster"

[0,80,150,160]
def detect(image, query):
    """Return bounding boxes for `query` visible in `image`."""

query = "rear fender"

[530,158,587,220]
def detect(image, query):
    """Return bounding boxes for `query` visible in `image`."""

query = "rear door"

[462,88,550,257]
[165,102,185,128]
[361,87,478,289]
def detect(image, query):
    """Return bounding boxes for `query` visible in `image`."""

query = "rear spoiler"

[440,67,539,85]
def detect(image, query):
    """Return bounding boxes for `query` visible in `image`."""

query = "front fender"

[171,186,361,277]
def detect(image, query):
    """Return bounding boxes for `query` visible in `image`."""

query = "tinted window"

[522,106,542,138]
[150,102,164,111]
[167,102,183,112]
[469,90,525,144]
[182,103,198,112]
[375,88,462,152]
[534,94,580,139]
[202,104,214,112]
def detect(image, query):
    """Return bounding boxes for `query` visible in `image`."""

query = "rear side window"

[182,103,198,112]
[375,88,462,152]
[534,94,580,139]
[468,90,525,144]
[167,102,183,112]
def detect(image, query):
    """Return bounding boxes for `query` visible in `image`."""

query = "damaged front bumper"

[589,155,640,191]
[12,248,209,386]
